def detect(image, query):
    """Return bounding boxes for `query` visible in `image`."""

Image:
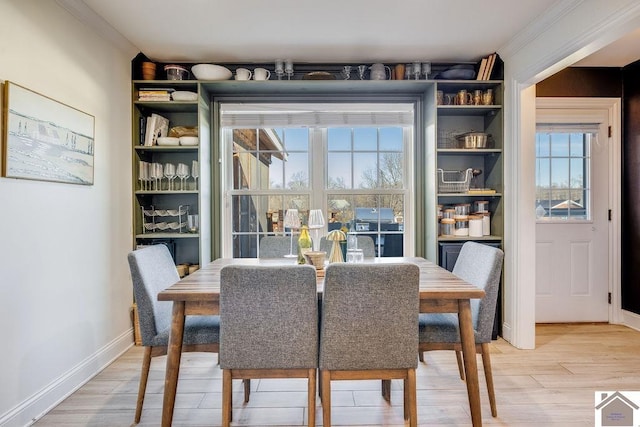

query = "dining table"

[157,256,486,427]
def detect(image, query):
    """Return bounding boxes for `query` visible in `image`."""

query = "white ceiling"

[60,0,640,67]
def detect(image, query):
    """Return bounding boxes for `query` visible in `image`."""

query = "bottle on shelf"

[297,225,312,264]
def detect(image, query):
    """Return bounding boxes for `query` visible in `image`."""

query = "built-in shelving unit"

[434,80,503,261]
[130,59,503,269]
[131,80,211,267]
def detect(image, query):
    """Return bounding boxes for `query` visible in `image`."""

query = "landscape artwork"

[2,82,95,185]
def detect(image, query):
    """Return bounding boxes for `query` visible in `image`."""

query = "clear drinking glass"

[138,161,148,191]
[164,163,176,191]
[150,162,162,191]
[191,160,199,190]
[187,214,199,233]
[176,163,189,190]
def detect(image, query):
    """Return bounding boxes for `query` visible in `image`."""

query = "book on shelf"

[138,88,174,101]
[475,52,502,80]
[143,113,169,146]
[138,89,172,101]
[476,57,488,81]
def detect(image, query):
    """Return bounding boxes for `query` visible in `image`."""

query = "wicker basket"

[437,168,473,193]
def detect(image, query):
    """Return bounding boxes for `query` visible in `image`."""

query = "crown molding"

[56,0,138,56]
[498,0,584,59]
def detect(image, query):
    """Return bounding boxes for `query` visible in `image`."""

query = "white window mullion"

[309,128,325,222]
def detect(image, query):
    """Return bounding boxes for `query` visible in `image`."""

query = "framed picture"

[2,81,95,185]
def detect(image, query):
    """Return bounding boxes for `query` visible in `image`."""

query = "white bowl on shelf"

[171,91,198,101]
[179,136,199,146]
[156,137,179,146]
[191,64,232,81]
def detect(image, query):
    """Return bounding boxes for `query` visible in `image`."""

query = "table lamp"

[283,209,301,258]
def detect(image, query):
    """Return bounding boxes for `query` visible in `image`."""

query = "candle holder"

[284,59,294,80]
[283,209,301,258]
[275,59,285,80]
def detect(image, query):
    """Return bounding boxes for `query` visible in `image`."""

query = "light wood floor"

[34,323,640,426]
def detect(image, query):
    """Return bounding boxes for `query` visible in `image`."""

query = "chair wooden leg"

[308,368,316,427]
[222,370,232,427]
[403,377,409,420]
[320,370,331,427]
[418,351,424,363]
[135,346,152,423]
[481,342,498,417]
[243,379,251,403]
[406,369,417,427]
[455,350,466,380]
[381,379,391,402]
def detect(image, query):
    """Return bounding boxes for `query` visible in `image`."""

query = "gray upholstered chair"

[319,263,420,427]
[319,235,376,258]
[219,265,318,427]
[419,241,504,417]
[127,244,220,424]
[258,235,298,258]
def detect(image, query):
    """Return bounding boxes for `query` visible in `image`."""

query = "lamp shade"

[283,209,301,229]
[308,209,325,229]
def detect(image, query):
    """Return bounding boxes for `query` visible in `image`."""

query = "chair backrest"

[259,235,296,258]
[219,265,318,369]
[319,263,420,371]
[319,235,376,257]
[127,245,179,346]
[452,241,504,342]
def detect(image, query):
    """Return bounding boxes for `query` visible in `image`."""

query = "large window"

[535,125,595,220]
[221,103,413,258]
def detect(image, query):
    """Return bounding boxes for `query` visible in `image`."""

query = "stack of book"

[476,53,501,81]
[138,88,173,101]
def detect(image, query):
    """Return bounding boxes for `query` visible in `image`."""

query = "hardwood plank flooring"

[33,323,640,426]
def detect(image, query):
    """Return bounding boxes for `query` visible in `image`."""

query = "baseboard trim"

[0,328,134,427]
[621,309,640,332]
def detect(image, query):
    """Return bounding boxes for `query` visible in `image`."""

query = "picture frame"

[1,81,95,185]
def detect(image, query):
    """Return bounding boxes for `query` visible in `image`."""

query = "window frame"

[535,108,603,224]
[219,102,415,258]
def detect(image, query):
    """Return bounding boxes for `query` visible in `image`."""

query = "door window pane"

[535,130,591,220]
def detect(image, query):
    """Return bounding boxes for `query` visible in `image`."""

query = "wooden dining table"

[157,256,486,427]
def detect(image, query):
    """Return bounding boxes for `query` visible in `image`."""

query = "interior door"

[535,106,610,322]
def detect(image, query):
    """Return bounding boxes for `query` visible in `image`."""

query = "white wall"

[500,0,640,348]
[0,1,135,425]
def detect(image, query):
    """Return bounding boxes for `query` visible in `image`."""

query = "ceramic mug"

[253,68,271,81]
[235,68,252,81]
